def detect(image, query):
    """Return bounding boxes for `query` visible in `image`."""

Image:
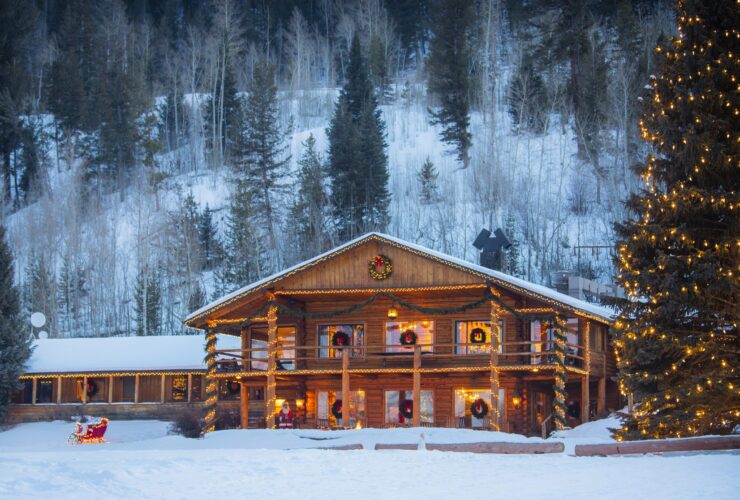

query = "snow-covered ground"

[0,417,737,499]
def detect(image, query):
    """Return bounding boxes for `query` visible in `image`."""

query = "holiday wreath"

[368,254,392,280]
[470,398,489,419]
[227,380,241,395]
[86,380,98,398]
[332,331,350,347]
[400,400,413,419]
[400,329,417,346]
[470,327,487,344]
[331,399,343,419]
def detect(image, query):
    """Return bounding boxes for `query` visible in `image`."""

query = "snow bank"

[1,419,738,500]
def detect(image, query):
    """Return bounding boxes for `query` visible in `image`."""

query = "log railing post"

[342,347,350,428]
[489,297,501,431]
[551,315,568,431]
[265,304,279,429]
[240,327,249,429]
[203,327,218,433]
[581,320,590,423]
[412,344,421,427]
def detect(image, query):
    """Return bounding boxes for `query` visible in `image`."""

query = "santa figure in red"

[278,401,294,429]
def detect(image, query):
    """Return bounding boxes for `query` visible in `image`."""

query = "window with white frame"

[454,319,504,354]
[385,320,434,353]
[385,390,434,424]
[454,388,505,428]
[318,324,365,358]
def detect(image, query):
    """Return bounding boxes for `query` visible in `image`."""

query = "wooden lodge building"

[10,233,619,436]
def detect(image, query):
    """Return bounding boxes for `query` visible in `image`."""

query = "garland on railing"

[203,329,218,434]
[551,315,569,431]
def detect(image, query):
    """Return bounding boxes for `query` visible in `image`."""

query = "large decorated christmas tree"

[613,0,739,440]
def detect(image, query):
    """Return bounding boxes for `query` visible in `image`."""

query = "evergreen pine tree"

[503,214,522,278]
[24,254,57,338]
[133,266,162,336]
[187,283,207,313]
[223,180,265,287]
[508,55,548,134]
[427,0,474,166]
[327,34,390,241]
[235,60,289,270]
[198,204,221,270]
[291,134,330,261]
[0,225,31,421]
[613,1,739,440]
[417,157,439,204]
[58,255,84,335]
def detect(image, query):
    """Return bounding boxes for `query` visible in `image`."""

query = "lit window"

[385,390,434,424]
[171,375,188,401]
[318,324,365,358]
[316,390,366,427]
[455,320,504,354]
[385,321,434,353]
[454,388,505,428]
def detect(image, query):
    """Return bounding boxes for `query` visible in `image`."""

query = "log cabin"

[185,233,619,436]
[7,335,242,425]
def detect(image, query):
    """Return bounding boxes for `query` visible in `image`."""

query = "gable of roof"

[185,233,615,326]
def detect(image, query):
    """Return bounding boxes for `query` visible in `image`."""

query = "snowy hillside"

[8,85,620,337]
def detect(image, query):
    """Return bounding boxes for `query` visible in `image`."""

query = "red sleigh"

[69,418,109,444]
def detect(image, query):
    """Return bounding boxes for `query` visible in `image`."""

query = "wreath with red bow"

[331,399,343,419]
[86,380,98,398]
[399,329,417,346]
[400,400,413,419]
[368,254,392,280]
[227,380,241,395]
[332,331,351,347]
[470,398,489,419]
[470,327,487,344]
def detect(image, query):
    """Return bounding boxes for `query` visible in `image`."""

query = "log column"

[240,327,249,429]
[412,344,421,427]
[108,376,114,404]
[203,326,218,433]
[597,377,606,416]
[265,304,279,429]
[342,347,351,428]
[134,374,140,403]
[581,320,591,423]
[31,378,37,405]
[82,376,87,404]
[489,299,501,431]
[56,376,62,404]
[551,315,568,431]
[160,374,166,403]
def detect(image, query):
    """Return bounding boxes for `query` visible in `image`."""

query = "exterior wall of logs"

[205,294,618,435]
[7,373,214,424]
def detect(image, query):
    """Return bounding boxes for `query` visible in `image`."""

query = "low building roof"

[186,232,615,325]
[23,334,241,375]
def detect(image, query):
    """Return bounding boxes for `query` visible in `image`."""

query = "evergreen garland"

[551,316,569,431]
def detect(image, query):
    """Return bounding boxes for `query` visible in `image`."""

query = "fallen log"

[374,442,564,453]
[427,442,564,454]
[316,443,364,450]
[575,435,740,457]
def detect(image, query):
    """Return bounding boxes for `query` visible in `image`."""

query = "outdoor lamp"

[387,304,398,319]
[512,389,522,408]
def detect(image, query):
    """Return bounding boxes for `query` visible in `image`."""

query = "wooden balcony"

[213,340,590,377]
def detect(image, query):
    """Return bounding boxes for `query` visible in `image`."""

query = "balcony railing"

[214,341,587,374]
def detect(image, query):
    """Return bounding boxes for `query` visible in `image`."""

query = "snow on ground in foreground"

[0,418,738,500]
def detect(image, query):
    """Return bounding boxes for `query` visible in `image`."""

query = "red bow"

[374,256,384,270]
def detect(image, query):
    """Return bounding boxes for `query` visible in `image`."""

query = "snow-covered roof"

[23,334,241,375]
[186,233,615,324]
